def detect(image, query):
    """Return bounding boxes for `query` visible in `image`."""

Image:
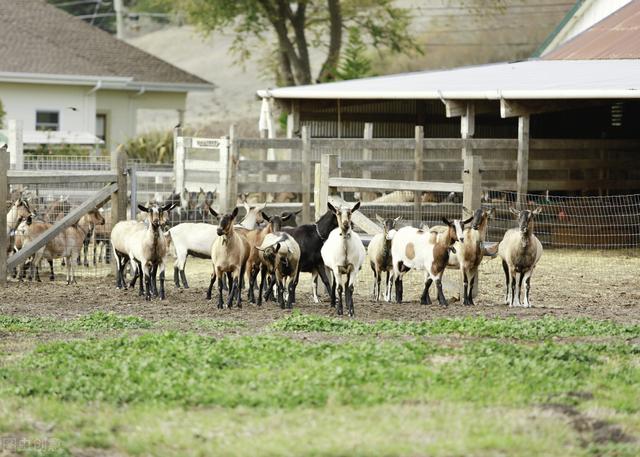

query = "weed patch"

[272,312,640,340]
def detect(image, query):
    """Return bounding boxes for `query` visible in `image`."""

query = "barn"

[257,0,640,196]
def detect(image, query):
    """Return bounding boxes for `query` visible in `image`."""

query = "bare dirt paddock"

[2,250,639,325]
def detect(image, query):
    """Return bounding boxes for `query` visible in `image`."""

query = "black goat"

[282,206,338,305]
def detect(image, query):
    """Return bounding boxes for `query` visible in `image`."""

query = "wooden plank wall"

[232,137,640,203]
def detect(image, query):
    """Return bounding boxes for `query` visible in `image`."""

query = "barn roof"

[257,59,640,101]
[0,0,212,91]
[543,0,640,59]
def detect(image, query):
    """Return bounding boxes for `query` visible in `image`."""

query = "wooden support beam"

[111,146,127,276]
[173,126,186,207]
[0,145,9,285]
[8,171,118,185]
[286,100,300,138]
[316,154,338,221]
[362,123,375,201]
[414,125,424,221]
[444,100,495,118]
[8,182,118,271]
[227,125,239,211]
[301,126,311,224]
[462,155,482,218]
[517,115,530,209]
[500,99,609,118]
[328,177,463,193]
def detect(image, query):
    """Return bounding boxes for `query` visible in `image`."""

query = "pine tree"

[337,28,373,80]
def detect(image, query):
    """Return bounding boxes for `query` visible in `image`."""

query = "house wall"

[96,90,186,150]
[0,82,188,152]
[0,82,96,133]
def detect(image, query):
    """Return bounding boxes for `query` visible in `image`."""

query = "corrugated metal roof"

[544,0,640,59]
[258,60,640,101]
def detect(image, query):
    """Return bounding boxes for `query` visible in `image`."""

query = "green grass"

[1,313,638,456]
[0,311,152,333]
[272,312,640,340]
[3,333,638,413]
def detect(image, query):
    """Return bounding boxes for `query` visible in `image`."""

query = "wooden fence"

[1,146,127,285]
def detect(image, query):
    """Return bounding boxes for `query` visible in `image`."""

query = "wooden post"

[362,123,374,201]
[461,103,475,159]
[7,120,24,170]
[227,124,239,211]
[0,145,9,285]
[317,154,338,221]
[301,126,311,224]
[463,155,482,217]
[414,125,424,221]
[462,154,482,298]
[517,115,530,209]
[111,145,127,274]
[173,126,185,207]
[129,162,138,220]
[314,163,321,222]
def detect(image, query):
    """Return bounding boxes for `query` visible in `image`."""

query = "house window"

[96,114,107,142]
[36,111,59,131]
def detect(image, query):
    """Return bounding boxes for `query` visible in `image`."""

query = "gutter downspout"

[86,80,102,94]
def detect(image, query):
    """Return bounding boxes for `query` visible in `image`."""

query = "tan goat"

[22,209,105,284]
[207,207,250,309]
[498,207,543,308]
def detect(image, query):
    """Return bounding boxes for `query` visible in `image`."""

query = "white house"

[0,0,213,155]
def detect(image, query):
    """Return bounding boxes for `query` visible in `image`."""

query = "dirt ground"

[1,250,639,325]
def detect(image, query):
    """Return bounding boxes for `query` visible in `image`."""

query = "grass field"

[0,308,639,456]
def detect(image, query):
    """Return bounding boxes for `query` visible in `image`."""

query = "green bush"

[123,130,173,164]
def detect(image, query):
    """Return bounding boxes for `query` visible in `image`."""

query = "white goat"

[367,215,401,301]
[391,218,465,306]
[498,207,543,308]
[128,202,177,300]
[168,202,266,289]
[321,201,366,317]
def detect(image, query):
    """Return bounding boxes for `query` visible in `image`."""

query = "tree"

[336,27,373,80]
[168,0,421,85]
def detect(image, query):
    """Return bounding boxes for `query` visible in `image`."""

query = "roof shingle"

[0,0,211,87]
[544,0,640,60]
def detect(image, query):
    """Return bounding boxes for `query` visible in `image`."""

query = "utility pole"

[114,0,124,40]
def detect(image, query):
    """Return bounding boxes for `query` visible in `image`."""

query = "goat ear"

[281,212,293,222]
[462,216,473,225]
[208,206,219,218]
[137,204,149,212]
[488,207,496,217]
[262,211,271,222]
[509,207,520,216]
[231,207,239,220]
[532,206,542,216]
[162,202,177,212]
[375,214,385,224]
[394,216,402,223]
[327,202,337,213]
[441,217,452,226]
[352,201,361,212]
[274,242,281,253]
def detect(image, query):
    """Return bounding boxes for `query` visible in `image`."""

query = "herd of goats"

[6,191,544,316]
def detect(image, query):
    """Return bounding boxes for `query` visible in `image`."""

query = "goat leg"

[206,273,215,300]
[287,279,296,309]
[502,260,510,305]
[318,265,333,304]
[468,272,476,306]
[150,265,159,297]
[180,269,189,289]
[277,280,285,309]
[159,269,166,300]
[462,271,470,306]
[227,277,238,309]
[48,259,54,282]
[257,266,265,307]
[173,266,181,289]
[217,274,224,309]
[436,278,447,306]
[144,273,151,301]
[524,272,532,308]
[336,283,344,316]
